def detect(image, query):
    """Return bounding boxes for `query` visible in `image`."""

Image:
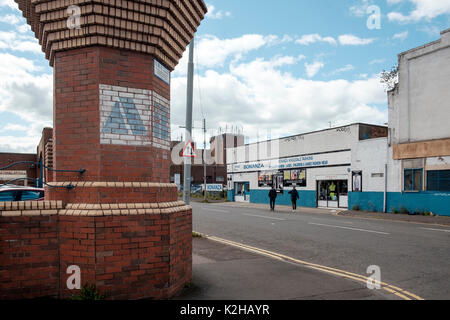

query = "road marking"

[195,232,423,301]
[308,222,390,235]
[421,227,450,233]
[207,208,229,213]
[311,217,354,224]
[243,214,286,221]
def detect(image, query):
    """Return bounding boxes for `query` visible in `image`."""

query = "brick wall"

[0,201,192,300]
[36,127,53,183]
[52,46,171,184]
[0,201,62,299]
[45,183,178,204]
[171,164,227,185]
[0,153,38,186]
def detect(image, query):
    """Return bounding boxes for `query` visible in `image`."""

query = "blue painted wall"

[387,192,450,216]
[249,189,317,208]
[230,189,450,216]
[348,192,384,212]
[227,190,234,202]
[348,191,450,216]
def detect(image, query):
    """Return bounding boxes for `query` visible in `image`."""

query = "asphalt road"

[192,202,450,300]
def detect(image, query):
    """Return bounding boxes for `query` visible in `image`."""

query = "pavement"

[175,201,450,300]
[174,237,396,300]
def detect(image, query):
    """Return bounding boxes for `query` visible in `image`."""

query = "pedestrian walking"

[288,187,300,212]
[268,186,277,211]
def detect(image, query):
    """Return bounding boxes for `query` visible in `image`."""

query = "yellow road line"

[196,232,424,300]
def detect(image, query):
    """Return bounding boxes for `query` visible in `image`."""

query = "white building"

[226,29,450,216]
[226,123,388,210]
[386,28,450,215]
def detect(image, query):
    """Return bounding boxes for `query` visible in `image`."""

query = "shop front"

[227,150,352,208]
[317,178,349,208]
[234,181,250,202]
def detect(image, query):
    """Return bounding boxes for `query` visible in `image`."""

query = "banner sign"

[231,151,351,173]
[204,184,224,192]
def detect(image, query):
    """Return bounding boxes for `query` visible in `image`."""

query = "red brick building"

[0,128,53,186]
[1,0,207,300]
[170,133,244,188]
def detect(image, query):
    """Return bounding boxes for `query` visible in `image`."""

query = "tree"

[380,65,399,91]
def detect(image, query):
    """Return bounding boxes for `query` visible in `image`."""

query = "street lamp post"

[183,38,195,205]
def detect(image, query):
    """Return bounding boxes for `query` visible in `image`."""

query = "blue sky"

[0,0,449,152]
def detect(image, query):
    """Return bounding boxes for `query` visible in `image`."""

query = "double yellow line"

[196,232,424,301]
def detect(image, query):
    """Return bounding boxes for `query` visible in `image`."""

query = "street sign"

[181,140,196,158]
[203,184,224,192]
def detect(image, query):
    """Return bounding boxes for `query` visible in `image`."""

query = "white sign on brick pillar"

[99,84,152,146]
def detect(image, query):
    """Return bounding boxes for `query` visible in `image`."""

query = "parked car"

[0,185,44,202]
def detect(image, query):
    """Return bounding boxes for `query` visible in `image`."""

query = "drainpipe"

[384,163,387,213]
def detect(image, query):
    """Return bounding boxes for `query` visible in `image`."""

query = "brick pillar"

[12,0,207,300]
[47,46,174,203]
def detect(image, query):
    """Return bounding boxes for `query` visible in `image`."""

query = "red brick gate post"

[2,0,206,300]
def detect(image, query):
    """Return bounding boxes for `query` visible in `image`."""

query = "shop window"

[427,170,450,192]
[282,169,306,187]
[404,169,422,191]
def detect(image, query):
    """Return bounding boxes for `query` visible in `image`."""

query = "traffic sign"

[181,140,196,158]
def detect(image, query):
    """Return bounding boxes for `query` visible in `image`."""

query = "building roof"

[240,123,387,147]
[398,28,450,58]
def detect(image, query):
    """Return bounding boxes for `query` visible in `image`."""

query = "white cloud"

[369,58,386,65]
[0,123,28,132]
[327,64,355,76]
[174,34,284,76]
[0,53,52,152]
[0,0,17,10]
[205,4,231,20]
[304,61,324,78]
[338,34,376,45]
[388,0,450,22]
[419,25,441,37]
[171,56,387,143]
[0,134,41,154]
[393,31,409,40]
[0,31,42,54]
[0,14,20,24]
[350,0,375,17]
[296,34,337,46]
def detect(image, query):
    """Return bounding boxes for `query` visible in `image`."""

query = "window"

[427,170,450,192]
[404,169,422,191]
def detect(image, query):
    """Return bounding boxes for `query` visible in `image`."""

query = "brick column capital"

[15,0,207,69]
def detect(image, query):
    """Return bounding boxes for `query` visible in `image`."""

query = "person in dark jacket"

[288,187,300,212]
[268,187,277,211]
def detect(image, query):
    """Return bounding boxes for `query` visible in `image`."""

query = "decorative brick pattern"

[50,46,171,183]
[45,182,178,204]
[10,0,202,301]
[100,84,152,146]
[49,182,177,188]
[0,201,64,212]
[1,204,192,300]
[14,0,207,69]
